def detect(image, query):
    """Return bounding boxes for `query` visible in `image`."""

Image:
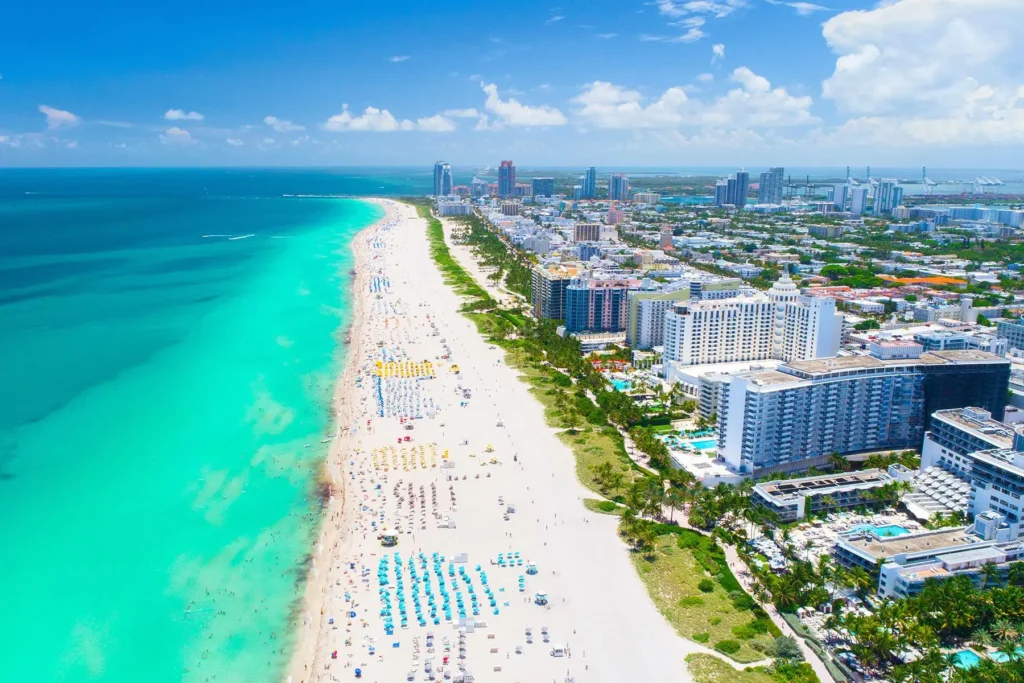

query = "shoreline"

[284,197,393,683]
[286,198,697,683]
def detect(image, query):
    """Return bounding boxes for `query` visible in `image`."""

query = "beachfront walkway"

[721,544,837,683]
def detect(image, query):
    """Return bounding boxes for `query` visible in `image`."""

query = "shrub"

[596,500,618,513]
[680,596,705,608]
[732,624,759,640]
[715,640,741,655]
[698,579,715,593]
[551,371,573,388]
[729,591,756,611]
[710,616,722,626]
[678,533,701,549]
[766,636,804,661]
[693,632,710,643]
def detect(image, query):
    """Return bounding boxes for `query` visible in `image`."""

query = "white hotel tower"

[662,274,842,367]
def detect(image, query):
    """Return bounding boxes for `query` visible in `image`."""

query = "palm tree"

[1007,562,1024,587]
[996,636,1020,662]
[830,451,851,472]
[980,562,1003,590]
[849,566,873,599]
[991,618,1016,641]
[971,627,993,648]
[665,486,687,524]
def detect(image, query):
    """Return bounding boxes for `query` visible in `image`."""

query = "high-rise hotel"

[662,274,843,367]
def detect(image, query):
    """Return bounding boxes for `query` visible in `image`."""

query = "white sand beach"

[287,199,700,683]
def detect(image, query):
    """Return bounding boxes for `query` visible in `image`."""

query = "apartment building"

[717,349,1010,477]
[662,274,842,367]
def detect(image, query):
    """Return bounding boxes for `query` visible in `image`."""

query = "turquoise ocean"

[0,169,435,682]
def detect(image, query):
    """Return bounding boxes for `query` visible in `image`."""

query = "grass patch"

[583,498,623,515]
[557,427,642,500]
[629,534,775,663]
[685,654,820,683]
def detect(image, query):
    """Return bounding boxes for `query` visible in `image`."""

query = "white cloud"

[114,142,128,150]
[96,120,133,128]
[766,0,828,15]
[573,67,817,130]
[164,109,204,121]
[596,33,618,39]
[323,105,414,132]
[654,0,746,41]
[444,108,481,118]
[481,82,567,126]
[658,0,746,19]
[416,114,457,132]
[264,115,305,132]
[39,105,79,129]
[160,127,195,144]
[573,81,691,128]
[291,135,311,146]
[262,137,275,144]
[66,140,78,149]
[389,55,410,63]
[697,72,714,83]
[712,43,725,62]
[672,27,706,42]
[545,15,564,24]
[226,138,244,146]
[821,0,1024,143]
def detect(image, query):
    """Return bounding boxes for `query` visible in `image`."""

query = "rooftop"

[845,527,976,560]
[757,469,892,502]
[933,408,1015,448]
[786,350,1006,377]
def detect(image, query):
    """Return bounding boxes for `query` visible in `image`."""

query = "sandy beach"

[287,199,700,683]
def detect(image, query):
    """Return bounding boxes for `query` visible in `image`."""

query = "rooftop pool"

[854,524,910,538]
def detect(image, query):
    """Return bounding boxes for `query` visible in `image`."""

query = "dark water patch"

[0,257,126,290]
[0,284,76,307]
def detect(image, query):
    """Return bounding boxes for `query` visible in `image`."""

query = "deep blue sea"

[0,169,422,682]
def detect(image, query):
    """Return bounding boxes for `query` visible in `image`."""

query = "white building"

[662,274,842,367]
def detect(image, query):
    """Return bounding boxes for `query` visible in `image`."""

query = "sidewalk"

[721,543,837,683]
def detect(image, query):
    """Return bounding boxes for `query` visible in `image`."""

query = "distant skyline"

[2,0,1022,167]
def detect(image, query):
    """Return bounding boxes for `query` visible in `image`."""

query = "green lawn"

[631,535,775,663]
[686,654,819,683]
[584,498,625,515]
[557,428,642,500]
[686,656,774,683]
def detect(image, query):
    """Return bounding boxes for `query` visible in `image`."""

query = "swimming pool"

[990,647,1024,663]
[954,650,983,669]
[690,439,718,450]
[610,379,631,392]
[854,524,910,537]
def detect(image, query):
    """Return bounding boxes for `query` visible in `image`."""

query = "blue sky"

[2,0,1022,167]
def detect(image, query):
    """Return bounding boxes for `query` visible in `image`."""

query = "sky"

[1,0,1023,168]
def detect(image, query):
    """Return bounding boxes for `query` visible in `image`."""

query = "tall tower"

[498,160,516,199]
[583,167,597,198]
[433,161,452,197]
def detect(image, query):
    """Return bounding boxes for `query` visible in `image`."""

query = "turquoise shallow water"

[0,171,385,681]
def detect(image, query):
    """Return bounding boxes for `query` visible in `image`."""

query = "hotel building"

[717,348,1010,477]
[662,274,842,367]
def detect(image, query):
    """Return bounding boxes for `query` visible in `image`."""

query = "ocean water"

[0,170,388,682]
